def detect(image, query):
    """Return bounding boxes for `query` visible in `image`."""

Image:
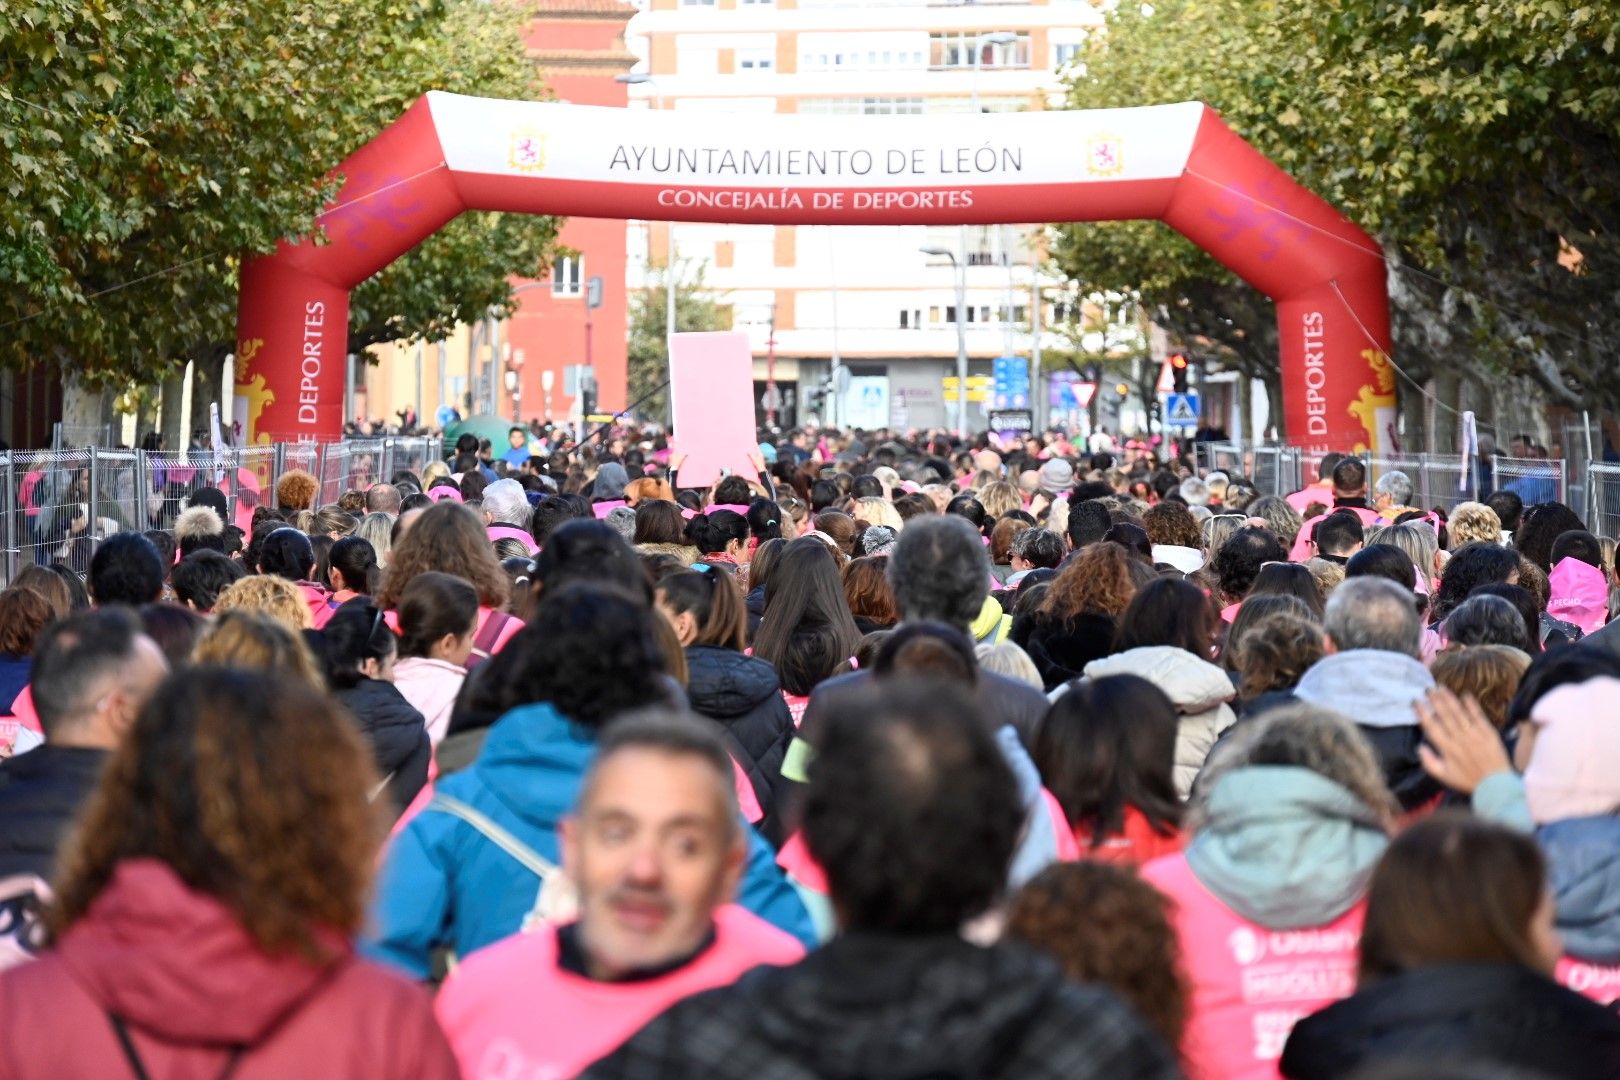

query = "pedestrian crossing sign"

[1165,393,1200,425]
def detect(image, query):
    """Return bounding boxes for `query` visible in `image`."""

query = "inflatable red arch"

[236,92,1394,453]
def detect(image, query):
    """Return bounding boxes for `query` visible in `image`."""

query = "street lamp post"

[616,73,677,356]
[922,245,968,437]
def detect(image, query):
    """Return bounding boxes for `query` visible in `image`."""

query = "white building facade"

[621,0,1105,432]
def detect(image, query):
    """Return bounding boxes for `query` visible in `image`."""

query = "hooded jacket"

[684,645,795,845]
[335,678,431,814]
[1183,766,1388,931]
[391,657,466,747]
[1143,767,1386,1080]
[1542,815,1620,966]
[1085,646,1238,797]
[1294,650,1439,811]
[1549,557,1609,636]
[364,702,814,977]
[583,933,1180,1080]
[0,859,458,1079]
[1280,962,1620,1080]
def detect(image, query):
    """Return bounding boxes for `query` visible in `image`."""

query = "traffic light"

[1170,353,1190,394]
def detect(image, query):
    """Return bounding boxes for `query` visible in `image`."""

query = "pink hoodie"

[435,906,802,1079]
[1548,557,1609,636]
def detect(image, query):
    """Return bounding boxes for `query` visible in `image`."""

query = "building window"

[1053,43,1083,67]
[899,308,922,330]
[800,96,925,116]
[552,255,583,297]
[928,32,1031,71]
[738,48,774,71]
[945,305,957,324]
[680,0,716,5]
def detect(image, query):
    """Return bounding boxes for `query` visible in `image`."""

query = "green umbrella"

[445,414,522,450]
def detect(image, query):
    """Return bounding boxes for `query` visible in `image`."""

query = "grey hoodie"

[1294,649,1434,729]
[1294,650,1439,810]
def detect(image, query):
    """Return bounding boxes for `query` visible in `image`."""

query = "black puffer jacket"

[336,678,430,816]
[684,645,794,845]
[1281,962,1620,1079]
[0,746,109,880]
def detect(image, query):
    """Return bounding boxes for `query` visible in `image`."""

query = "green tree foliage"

[0,0,558,389]
[626,263,732,424]
[1052,0,1620,424]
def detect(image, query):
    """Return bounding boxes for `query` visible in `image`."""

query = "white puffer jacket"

[1082,646,1237,798]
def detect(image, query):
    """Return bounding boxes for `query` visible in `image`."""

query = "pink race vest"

[435,906,803,1080]
[1142,854,1363,1080]
[1558,955,1620,1005]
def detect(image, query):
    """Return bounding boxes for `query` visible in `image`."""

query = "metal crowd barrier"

[0,438,441,586]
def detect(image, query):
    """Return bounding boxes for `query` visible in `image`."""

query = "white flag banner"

[1459,410,1478,493]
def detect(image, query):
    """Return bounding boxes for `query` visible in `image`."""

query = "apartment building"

[620,0,1104,432]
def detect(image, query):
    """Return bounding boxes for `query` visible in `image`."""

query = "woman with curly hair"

[274,468,319,513]
[376,501,521,666]
[1233,610,1325,718]
[0,668,458,1077]
[193,609,325,690]
[212,574,313,633]
[1013,542,1138,691]
[1008,861,1189,1052]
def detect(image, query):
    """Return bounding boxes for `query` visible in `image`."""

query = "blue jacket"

[362,701,815,977]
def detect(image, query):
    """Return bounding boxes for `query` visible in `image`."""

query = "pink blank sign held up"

[670,332,760,489]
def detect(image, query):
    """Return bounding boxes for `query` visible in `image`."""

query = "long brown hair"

[1357,813,1550,985]
[1007,861,1189,1051]
[49,668,384,960]
[377,501,509,610]
[1039,542,1137,622]
[842,555,899,628]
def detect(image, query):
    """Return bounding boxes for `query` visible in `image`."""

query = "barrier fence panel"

[1492,455,1566,509]
[387,436,442,480]
[1249,447,1303,499]
[92,449,144,546]
[8,450,94,574]
[1589,464,1620,540]
[0,441,451,585]
[317,440,388,505]
[0,455,14,586]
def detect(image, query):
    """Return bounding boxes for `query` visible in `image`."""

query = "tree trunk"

[159,373,186,450]
[1432,369,1461,454]
[59,365,105,448]
[188,347,225,449]
[1397,383,1426,455]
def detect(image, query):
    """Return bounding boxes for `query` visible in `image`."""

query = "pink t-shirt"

[435,906,803,1080]
[1142,854,1363,1080]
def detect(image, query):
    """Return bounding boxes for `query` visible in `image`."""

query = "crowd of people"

[1,425,1619,1078]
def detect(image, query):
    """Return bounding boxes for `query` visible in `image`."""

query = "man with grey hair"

[482,478,538,555]
[1372,469,1417,521]
[802,515,1047,746]
[1294,576,1437,809]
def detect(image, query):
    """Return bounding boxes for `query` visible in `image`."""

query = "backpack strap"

[427,793,576,932]
[428,794,558,880]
